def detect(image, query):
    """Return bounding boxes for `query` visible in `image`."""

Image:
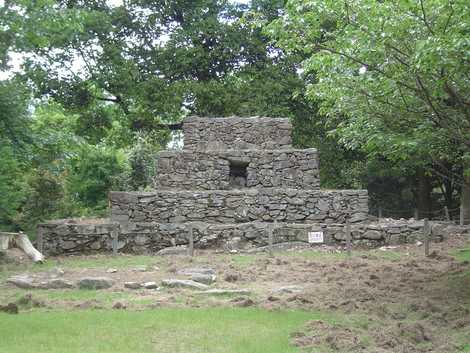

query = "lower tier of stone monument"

[37,218,468,255]
[110,188,369,226]
[155,148,319,190]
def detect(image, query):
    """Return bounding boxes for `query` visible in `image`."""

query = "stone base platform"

[37,218,470,255]
[110,188,369,226]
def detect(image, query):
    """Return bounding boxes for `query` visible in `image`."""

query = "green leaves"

[271,0,470,165]
[0,145,27,230]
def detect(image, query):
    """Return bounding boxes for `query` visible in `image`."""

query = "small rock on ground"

[272,285,304,294]
[177,267,216,276]
[0,303,19,314]
[142,282,159,289]
[132,266,148,272]
[77,277,114,290]
[191,274,216,285]
[161,279,209,290]
[7,275,36,289]
[124,282,141,289]
[231,297,255,307]
[157,246,187,255]
[112,301,127,310]
[37,279,74,289]
[224,272,240,282]
[197,289,252,296]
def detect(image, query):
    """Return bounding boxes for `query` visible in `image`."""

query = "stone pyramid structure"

[109,117,369,252]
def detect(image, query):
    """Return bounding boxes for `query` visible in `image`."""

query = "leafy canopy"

[269,0,470,166]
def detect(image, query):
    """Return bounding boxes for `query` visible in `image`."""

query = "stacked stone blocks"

[107,116,368,252]
[39,116,374,254]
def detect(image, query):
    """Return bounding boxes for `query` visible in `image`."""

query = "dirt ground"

[1,236,469,353]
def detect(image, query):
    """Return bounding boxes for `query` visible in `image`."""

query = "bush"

[66,144,129,212]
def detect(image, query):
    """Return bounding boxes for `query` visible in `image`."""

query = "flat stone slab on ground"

[272,285,304,294]
[38,278,74,289]
[132,266,148,272]
[124,282,141,289]
[7,275,36,289]
[77,277,114,290]
[157,246,188,255]
[161,279,209,290]
[142,282,159,289]
[197,289,252,296]
[246,242,311,253]
[176,267,216,276]
[191,273,216,285]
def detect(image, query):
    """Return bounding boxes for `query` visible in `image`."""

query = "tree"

[269,0,470,220]
[0,79,31,230]
[0,79,31,148]
[0,145,27,231]
[3,1,306,130]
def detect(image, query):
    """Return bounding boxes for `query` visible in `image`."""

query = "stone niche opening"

[229,160,249,188]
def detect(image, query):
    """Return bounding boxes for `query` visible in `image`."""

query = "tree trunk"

[442,177,454,209]
[0,232,44,263]
[416,168,432,219]
[462,168,470,225]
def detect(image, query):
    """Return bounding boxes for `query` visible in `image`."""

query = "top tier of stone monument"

[183,116,292,151]
[155,116,319,190]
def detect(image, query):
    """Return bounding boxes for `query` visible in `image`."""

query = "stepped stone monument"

[107,116,369,252]
[38,117,377,254]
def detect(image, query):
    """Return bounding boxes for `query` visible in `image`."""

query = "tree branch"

[316,44,420,93]
[419,0,435,35]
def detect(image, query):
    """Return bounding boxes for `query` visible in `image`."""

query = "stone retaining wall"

[37,218,470,255]
[127,219,470,250]
[110,189,369,227]
[37,219,119,256]
[155,149,320,190]
[183,117,292,150]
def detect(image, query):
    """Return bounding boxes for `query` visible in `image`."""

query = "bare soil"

[1,236,469,353]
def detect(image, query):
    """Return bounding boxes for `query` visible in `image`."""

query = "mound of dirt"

[291,320,364,352]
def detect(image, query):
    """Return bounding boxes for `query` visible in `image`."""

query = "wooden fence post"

[378,206,383,221]
[423,218,430,257]
[267,222,275,255]
[444,206,450,221]
[111,230,118,256]
[345,219,352,257]
[414,208,419,220]
[460,206,464,226]
[188,224,194,257]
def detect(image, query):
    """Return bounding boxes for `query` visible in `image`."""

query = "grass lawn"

[0,308,319,353]
[455,248,470,262]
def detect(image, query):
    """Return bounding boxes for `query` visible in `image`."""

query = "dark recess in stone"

[229,160,249,188]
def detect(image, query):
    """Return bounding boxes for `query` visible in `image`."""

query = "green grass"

[230,254,259,266]
[0,255,160,280]
[32,289,134,302]
[454,248,470,262]
[0,308,320,353]
[42,254,160,270]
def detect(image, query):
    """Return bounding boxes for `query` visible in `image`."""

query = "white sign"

[308,231,324,244]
